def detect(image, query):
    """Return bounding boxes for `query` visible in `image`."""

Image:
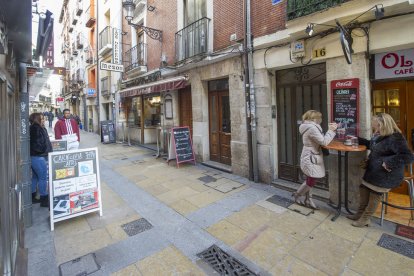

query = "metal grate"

[377,234,414,259]
[59,253,100,276]
[198,175,217,184]
[266,194,294,208]
[122,218,153,237]
[197,245,257,276]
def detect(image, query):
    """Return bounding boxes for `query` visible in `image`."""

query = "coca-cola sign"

[375,48,414,79]
[335,80,355,88]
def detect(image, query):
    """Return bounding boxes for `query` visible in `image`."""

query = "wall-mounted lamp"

[305,24,314,36]
[375,5,385,20]
[122,0,163,41]
[147,5,156,12]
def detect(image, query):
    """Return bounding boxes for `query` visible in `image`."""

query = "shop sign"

[87,88,96,97]
[375,49,414,79]
[100,61,124,72]
[112,28,121,64]
[56,97,64,104]
[45,33,54,68]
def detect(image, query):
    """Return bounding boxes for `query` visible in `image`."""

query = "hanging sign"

[48,148,102,231]
[375,48,414,80]
[100,61,124,72]
[167,126,196,167]
[112,28,121,64]
[331,78,359,139]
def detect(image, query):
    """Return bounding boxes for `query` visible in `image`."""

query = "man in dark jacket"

[54,109,80,150]
[47,111,54,128]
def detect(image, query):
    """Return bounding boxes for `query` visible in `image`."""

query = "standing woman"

[348,113,414,227]
[30,113,53,207]
[293,110,337,209]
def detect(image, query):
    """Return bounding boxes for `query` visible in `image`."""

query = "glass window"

[387,89,400,107]
[373,90,385,106]
[128,97,141,126]
[143,94,161,127]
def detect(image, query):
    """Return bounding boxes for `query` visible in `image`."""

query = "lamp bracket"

[128,22,162,42]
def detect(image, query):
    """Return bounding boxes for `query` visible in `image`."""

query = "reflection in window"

[128,97,141,126]
[221,96,231,133]
[143,94,161,127]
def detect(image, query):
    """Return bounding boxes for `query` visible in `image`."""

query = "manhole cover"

[197,245,257,276]
[266,194,294,208]
[122,218,153,237]
[198,175,217,184]
[377,233,414,259]
[59,253,100,276]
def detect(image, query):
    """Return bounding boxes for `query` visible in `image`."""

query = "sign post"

[100,120,116,144]
[331,78,359,139]
[48,148,103,231]
[167,126,196,167]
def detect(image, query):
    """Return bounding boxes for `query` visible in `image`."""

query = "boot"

[32,192,41,204]
[304,189,319,210]
[40,195,49,208]
[292,182,311,205]
[352,192,382,227]
[347,185,370,221]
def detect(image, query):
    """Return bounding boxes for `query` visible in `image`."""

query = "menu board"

[101,120,116,144]
[168,126,196,167]
[51,140,67,152]
[331,78,359,139]
[48,148,102,231]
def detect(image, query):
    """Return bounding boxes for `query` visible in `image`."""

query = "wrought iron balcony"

[72,43,78,56]
[123,43,147,73]
[175,17,210,63]
[85,5,96,28]
[85,48,95,64]
[287,0,351,20]
[76,69,85,84]
[101,76,111,96]
[98,26,112,55]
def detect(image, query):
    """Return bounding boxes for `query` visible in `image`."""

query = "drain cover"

[122,218,153,237]
[377,233,414,259]
[266,194,294,208]
[59,253,100,276]
[197,245,257,276]
[198,175,217,184]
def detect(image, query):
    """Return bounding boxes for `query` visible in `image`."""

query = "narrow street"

[26,131,413,276]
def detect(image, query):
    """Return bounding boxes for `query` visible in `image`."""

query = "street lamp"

[122,0,163,42]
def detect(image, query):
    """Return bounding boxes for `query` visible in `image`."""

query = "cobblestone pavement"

[26,131,414,276]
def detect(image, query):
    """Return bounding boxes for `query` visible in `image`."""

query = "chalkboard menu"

[331,78,359,139]
[101,120,116,144]
[168,126,196,167]
[51,140,67,152]
[48,148,102,231]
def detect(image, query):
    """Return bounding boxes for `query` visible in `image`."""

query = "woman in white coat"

[293,110,337,209]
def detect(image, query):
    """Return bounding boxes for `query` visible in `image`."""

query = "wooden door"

[179,87,193,136]
[209,90,231,165]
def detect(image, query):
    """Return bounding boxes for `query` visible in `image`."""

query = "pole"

[96,0,100,134]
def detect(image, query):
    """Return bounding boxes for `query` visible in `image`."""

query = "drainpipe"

[19,63,32,227]
[245,0,258,182]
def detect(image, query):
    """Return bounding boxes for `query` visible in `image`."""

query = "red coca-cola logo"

[335,80,353,88]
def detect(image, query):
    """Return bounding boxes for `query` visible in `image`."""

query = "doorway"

[276,63,328,188]
[209,89,231,165]
[179,86,193,136]
[372,80,414,225]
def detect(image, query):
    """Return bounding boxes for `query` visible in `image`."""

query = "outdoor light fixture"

[375,5,385,20]
[122,0,163,41]
[147,5,156,12]
[305,24,314,36]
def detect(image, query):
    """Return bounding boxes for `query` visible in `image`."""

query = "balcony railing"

[175,17,210,63]
[85,5,96,27]
[76,34,84,49]
[71,10,78,25]
[72,43,78,56]
[98,26,112,53]
[86,48,95,64]
[287,0,350,20]
[76,69,85,84]
[76,0,83,16]
[101,76,110,96]
[123,43,147,73]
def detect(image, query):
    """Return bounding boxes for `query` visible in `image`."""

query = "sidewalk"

[26,131,414,276]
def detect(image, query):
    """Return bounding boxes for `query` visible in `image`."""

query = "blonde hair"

[373,113,401,136]
[302,110,322,122]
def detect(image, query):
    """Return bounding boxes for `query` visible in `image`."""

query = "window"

[129,97,142,126]
[143,94,161,126]
[184,0,206,25]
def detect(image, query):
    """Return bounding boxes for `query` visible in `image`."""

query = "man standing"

[54,109,80,150]
[47,110,54,128]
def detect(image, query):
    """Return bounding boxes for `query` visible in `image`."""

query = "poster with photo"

[48,148,102,231]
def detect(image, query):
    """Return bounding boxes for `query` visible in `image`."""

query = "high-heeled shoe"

[303,191,319,210]
[292,182,310,205]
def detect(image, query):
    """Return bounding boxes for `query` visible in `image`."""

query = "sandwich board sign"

[48,147,102,231]
[167,126,196,167]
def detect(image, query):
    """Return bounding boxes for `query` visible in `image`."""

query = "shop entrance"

[372,80,414,225]
[276,63,329,189]
[179,86,193,137]
[209,89,231,166]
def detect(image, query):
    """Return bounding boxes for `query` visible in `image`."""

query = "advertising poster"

[48,148,102,230]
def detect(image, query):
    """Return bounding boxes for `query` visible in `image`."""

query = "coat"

[359,132,414,188]
[54,118,80,141]
[299,121,336,178]
[30,123,53,157]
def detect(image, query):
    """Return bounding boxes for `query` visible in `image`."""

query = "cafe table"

[323,140,367,221]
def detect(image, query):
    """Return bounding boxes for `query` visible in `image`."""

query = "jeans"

[31,156,48,196]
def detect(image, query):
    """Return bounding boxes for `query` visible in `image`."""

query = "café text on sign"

[375,48,414,79]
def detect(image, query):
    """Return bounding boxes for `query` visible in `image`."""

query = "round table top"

[323,140,367,152]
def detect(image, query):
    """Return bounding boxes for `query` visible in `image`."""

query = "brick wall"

[251,0,286,38]
[213,0,244,51]
[146,0,177,70]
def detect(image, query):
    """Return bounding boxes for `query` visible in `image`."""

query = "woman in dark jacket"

[348,113,414,227]
[30,113,53,207]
